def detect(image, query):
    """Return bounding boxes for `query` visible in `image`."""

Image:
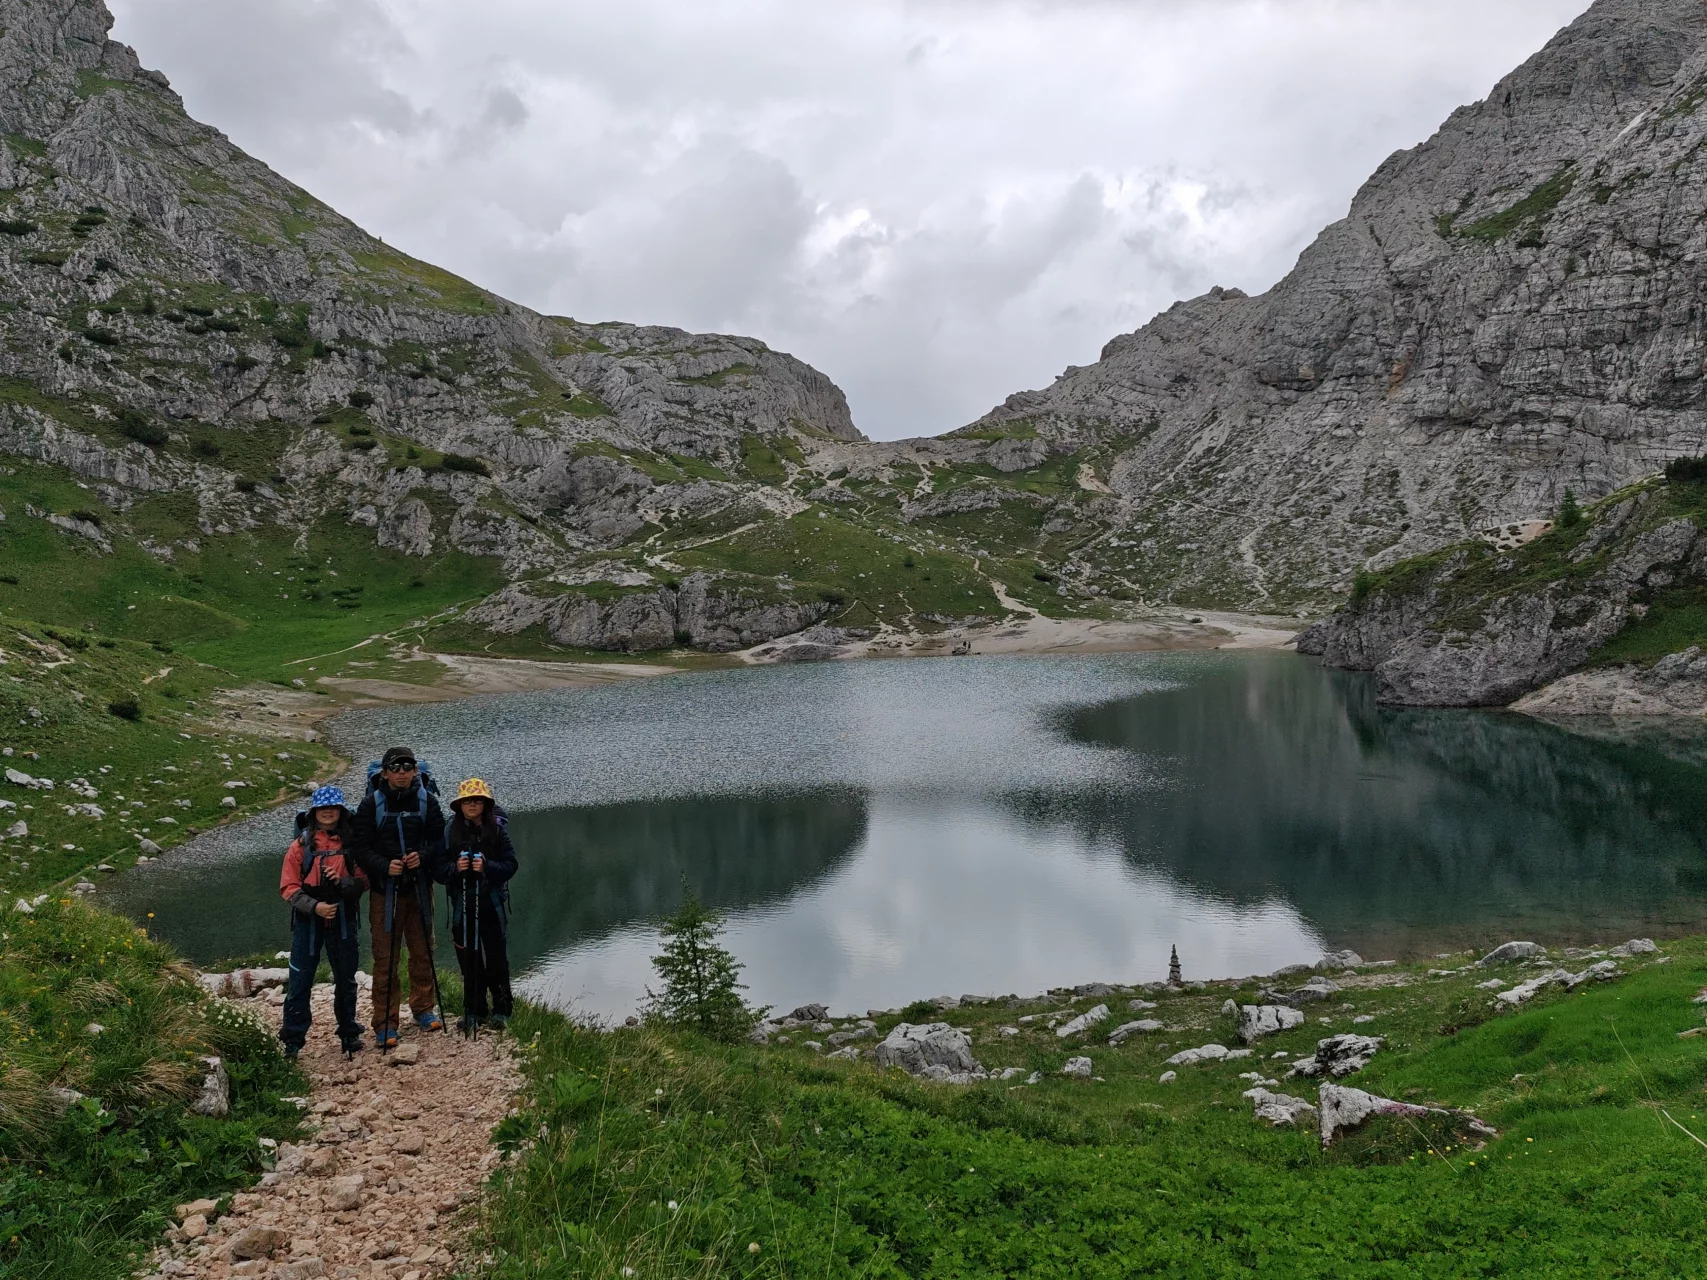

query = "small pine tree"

[1557,488,1583,530]
[644,890,759,1041]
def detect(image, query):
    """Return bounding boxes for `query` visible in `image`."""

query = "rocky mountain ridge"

[961,0,1707,609]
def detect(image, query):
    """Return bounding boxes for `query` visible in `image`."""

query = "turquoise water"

[105,651,1707,1019]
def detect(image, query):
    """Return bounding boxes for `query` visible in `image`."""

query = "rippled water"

[105,652,1707,1018]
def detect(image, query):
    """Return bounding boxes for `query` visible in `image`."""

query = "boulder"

[1126,998,1158,1011]
[1610,938,1659,957]
[190,1057,229,1117]
[1243,1087,1318,1128]
[1317,1082,1500,1149]
[1319,949,1363,969]
[180,1213,208,1239]
[1289,1034,1383,1079]
[1493,969,1574,1006]
[787,1003,828,1022]
[226,1225,289,1261]
[1477,942,1546,967]
[870,1022,982,1078]
[1164,1043,1229,1067]
[1072,982,1116,997]
[327,1175,365,1212]
[1237,1004,1305,1044]
[1055,1003,1110,1038]
[1158,1071,1177,1084]
[1108,1019,1164,1045]
[1565,960,1621,989]
[1062,1056,1093,1078]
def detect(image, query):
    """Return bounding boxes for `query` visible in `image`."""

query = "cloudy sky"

[108,0,1589,440]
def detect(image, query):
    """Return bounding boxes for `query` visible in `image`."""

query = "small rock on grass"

[1477,941,1545,966]
[1062,1056,1092,1078]
[1158,1070,1177,1084]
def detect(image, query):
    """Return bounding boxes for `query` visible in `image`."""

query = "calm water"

[105,652,1707,1018]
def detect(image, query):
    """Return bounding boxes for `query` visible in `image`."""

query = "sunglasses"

[386,760,418,772]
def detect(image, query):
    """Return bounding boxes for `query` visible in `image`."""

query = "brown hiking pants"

[369,886,437,1031]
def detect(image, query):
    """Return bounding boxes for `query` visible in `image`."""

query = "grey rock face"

[1514,647,1707,715]
[955,0,1707,608]
[464,572,832,653]
[1061,1056,1093,1078]
[1301,490,1707,707]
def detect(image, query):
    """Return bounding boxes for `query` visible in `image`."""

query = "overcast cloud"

[107,0,1590,439]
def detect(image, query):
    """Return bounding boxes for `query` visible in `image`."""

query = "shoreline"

[208,611,1305,741]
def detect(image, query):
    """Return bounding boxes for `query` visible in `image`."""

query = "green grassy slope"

[484,943,1707,1277]
[0,899,303,1280]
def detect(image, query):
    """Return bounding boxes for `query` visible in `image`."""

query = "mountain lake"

[104,650,1707,1019]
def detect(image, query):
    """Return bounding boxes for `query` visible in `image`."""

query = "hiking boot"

[340,1036,364,1056]
[414,1010,444,1032]
[457,1013,483,1037]
[282,1044,301,1062]
[375,1027,399,1050]
[488,1014,509,1032]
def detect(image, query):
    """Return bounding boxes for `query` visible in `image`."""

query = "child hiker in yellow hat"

[435,779,519,1034]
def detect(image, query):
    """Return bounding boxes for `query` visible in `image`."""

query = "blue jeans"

[281,904,364,1050]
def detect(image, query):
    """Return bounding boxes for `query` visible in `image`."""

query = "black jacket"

[434,813,518,944]
[350,781,446,893]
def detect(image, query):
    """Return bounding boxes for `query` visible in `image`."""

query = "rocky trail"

[142,980,521,1280]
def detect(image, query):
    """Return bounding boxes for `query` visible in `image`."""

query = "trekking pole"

[462,869,476,1041]
[382,877,401,1054]
[417,863,448,1036]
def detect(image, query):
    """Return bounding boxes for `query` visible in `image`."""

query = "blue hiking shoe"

[375,1027,400,1050]
[414,1010,444,1032]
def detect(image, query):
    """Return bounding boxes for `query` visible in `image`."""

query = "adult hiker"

[436,778,518,1034]
[351,745,447,1047]
[278,785,367,1060]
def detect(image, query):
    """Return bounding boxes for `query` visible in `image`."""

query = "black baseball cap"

[381,746,417,770]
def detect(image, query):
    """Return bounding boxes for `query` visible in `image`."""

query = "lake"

[105,651,1707,1019]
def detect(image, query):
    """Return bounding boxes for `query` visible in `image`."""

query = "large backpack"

[365,759,440,825]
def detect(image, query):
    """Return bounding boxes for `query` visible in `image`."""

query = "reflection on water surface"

[107,652,1707,1018]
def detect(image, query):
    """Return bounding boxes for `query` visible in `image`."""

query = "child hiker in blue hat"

[279,785,368,1059]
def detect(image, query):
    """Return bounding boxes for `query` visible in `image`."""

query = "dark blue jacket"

[350,781,446,892]
[435,813,517,943]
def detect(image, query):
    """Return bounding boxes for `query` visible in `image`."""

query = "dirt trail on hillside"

[142,984,520,1280]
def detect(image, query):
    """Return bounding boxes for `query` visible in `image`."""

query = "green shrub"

[81,326,119,346]
[438,453,490,476]
[231,354,261,372]
[190,439,220,459]
[115,409,166,448]
[1665,456,1707,484]
[234,477,257,493]
[1557,488,1584,530]
[348,390,374,409]
[106,697,140,721]
[0,218,37,235]
[346,438,377,451]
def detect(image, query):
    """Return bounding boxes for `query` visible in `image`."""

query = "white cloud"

[110,0,1591,438]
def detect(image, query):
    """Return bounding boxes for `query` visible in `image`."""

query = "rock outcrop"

[958,0,1707,608]
[1300,477,1707,706]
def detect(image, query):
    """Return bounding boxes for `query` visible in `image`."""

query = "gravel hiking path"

[141,980,521,1280]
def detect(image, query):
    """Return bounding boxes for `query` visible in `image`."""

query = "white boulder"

[1055,1004,1110,1038]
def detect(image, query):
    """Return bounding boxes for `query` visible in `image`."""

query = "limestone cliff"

[965,0,1707,609]
[1297,470,1707,707]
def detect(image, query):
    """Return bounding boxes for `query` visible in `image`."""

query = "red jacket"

[280,829,368,917]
